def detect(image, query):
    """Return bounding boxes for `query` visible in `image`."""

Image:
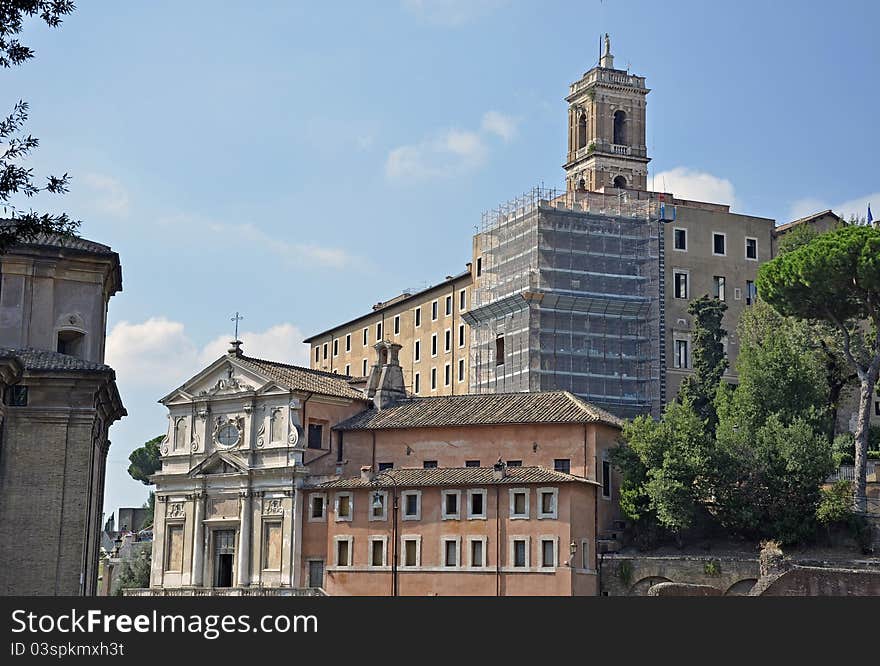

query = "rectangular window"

[414,372,420,394]
[414,307,421,327]
[673,227,687,251]
[345,334,351,352]
[553,459,570,474]
[431,368,437,390]
[370,491,387,521]
[344,364,350,376]
[5,386,27,407]
[713,276,726,301]
[335,493,352,521]
[444,363,451,386]
[393,315,400,335]
[465,460,481,468]
[675,339,689,369]
[314,347,319,362]
[322,343,328,360]
[362,359,368,376]
[363,328,368,345]
[431,333,438,357]
[538,488,558,519]
[746,280,757,305]
[402,491,421,520]
[330,336,337,356]
[745,237,758,260]
[165,525,184,571]
[423,460,438,469]
[335,538,351,567]
[459,289,467,311]
[378,462,393,471]
[262,522,282,570]
[507,460,522,467]
[444,329,451,353]
[734,287,742,301]
[376,322,382,341]
[442,490,460,519]
[510,489,529,518]
[468,489,487,519]
[432,300,438,321]
[602,459,612,499]
[540,539,556,568]
[469,538,484,568]
[307,423,324,449]
[371,539,386,567]
[445,295,452,316]
[403,538,420,567]
[512,539,528,568]
[674,270,689,299]
[414,340,421,362]
[458,358,465,382]
[458,324,465,347]
[713,232,726,256]
[476,257,482,277]
[443,539,459,567]
[309,494,326,521]
[496,335,505,365]
[582,539,591,570]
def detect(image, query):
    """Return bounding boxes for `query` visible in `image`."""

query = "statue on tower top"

[604,33,611,57]
[599,32,614,69]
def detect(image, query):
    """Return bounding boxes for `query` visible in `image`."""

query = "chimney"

[360,465,373,483]
[492,458,506,481]
[365,340,407,409]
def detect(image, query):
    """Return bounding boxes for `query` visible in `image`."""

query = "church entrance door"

[308,560,324,588]
[213,529,236,588]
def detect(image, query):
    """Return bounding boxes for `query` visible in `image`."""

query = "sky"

[4,0,879,517]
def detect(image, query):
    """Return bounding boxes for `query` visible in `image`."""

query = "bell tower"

[563,34,650,192]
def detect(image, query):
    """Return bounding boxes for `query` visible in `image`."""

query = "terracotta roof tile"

[236,355,367,401]
[317,465,594,489]
[0,347,113,373]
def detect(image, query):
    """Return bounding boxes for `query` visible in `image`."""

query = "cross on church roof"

[231,311,244,341]
[228,312,244,356]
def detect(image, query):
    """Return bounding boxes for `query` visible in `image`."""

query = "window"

[444,363,451,387]
[459,289,467,311]
[335,537,352,567]
[362,358,368,376]
[431,300,438,321]
[734,287,742,301]
[402,491,421,520]
[458,358,465,383]
[377,462,393,471]
[745,237,758,260]
[476,257,482,277]
[468,537,486,568]
[402,537,421,567]
[307,423,324,449]
[674,270,689,299]
[262,522,282,570]
[431,333,438,357]
[507,460,522,467]
[345,334,351,352]
[444,329,451,352]
[414,372,420,394]
[335,493,352,521]
[369,491,387,521]
[458,324,465,347]
[431,368,437,391]
[442,538,459,567]
[344,364,350,375]
[393,315,400,336]
[713,276,726,301]
[314,346,319,362]
[511,538,529,568]
[322,343,328,360]
[465,460,481,468]
[414,340,421,362]
[165,525,184,572]
[445,295,452,316]
[510,489,529,519]
[363,328,368,345]
[540,538,557,568]
[309,494,326,521]
[423,460,438,469]
[414,307,421,328]
[496,335,505,366]
[602,459,612,499]
[713,232,726,256]
[5,385,27,407]
[553,459,570,474]
[537,488,558,519]
[581,539,591,570]
[376,322,382,341]
[441,490,460,519]
[613,109,627,145]
[675,339,689,369]
[673,228,687,251]
[467,489,487,519]
[746,280,757,305]
[370,538,387,567]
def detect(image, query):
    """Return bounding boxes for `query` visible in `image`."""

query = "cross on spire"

[231,311,244,341]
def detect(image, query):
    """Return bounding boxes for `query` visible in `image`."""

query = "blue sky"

[5,0,878,516]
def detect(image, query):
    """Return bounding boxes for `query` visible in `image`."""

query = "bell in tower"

[563,35,650,193]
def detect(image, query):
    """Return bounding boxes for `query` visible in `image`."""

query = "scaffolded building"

[463,187,668,419]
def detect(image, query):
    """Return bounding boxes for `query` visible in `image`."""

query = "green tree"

[758,225,880,511]
[677,296,728,430]
[1,1,79,251]
[127,435,162,485]
[113,547,151,596]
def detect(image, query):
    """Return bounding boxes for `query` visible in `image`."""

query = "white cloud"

[212,222,357,270]
[788,197,828,221]
[82,173,130,217]
[786,191,879,223]
[652,167,736,207]
[481,111,518,142]
[401,0,506,26]
[198,323,310,368]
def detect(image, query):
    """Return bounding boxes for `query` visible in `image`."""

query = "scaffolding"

[464,186,663,418]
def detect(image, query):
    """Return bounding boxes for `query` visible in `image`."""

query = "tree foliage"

[112,547,151,596]
[0,0,79,252]
[677,296,727,430]
[127,435,162,485]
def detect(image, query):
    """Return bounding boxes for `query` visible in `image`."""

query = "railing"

[611,144,630,155]
[827,462,877,483]
[123,587,326,597]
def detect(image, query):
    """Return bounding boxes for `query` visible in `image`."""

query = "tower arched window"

[613,175,627,189]
[613,110,627,145]
[577,111,587,149]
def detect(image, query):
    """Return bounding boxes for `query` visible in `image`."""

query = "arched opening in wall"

[57,329,85,358]
[613,175,627,189]
[613,110,627,145]
[577,112,587,149]
[628,576,671,596]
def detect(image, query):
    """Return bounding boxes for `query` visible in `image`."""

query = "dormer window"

[57,330,85,358]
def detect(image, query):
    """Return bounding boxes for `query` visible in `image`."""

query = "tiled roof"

[0,347,113,373]
[0,222,116,256]
[773,209,842,234]
[317,465,594,489]
[333,390,623,431]
[236,355,367,401]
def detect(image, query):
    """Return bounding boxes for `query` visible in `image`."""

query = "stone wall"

[752,565,880,596]
[599,554,760,596]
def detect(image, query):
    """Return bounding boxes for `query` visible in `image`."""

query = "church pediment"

[160,356,269,405]
[188,451,249,477]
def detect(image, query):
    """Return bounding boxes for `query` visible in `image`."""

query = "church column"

[191,491,205,587]
[153,496,167,587]
[237,490,251,587]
